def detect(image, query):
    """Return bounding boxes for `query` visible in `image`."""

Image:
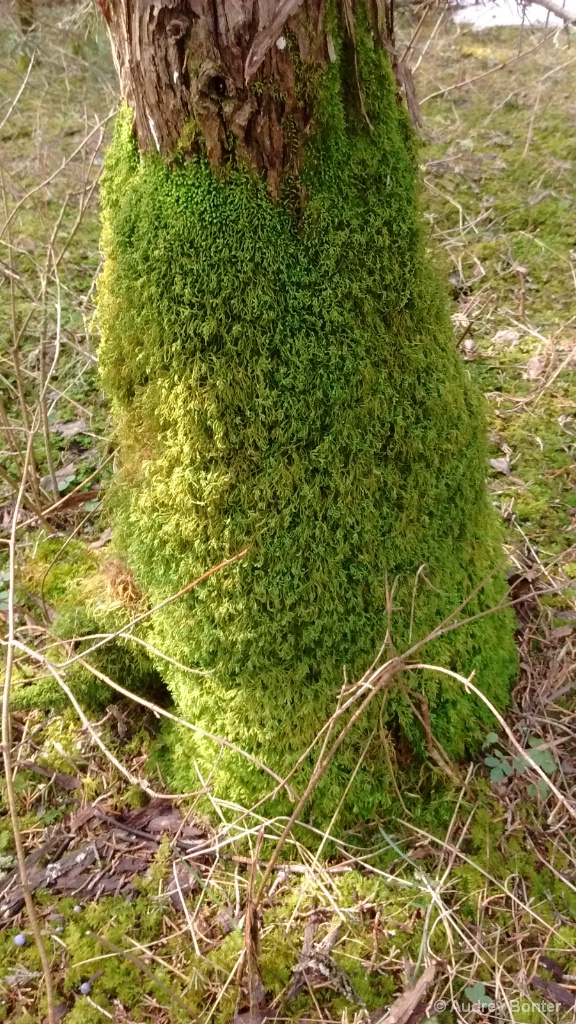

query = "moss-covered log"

[97,0,517,826]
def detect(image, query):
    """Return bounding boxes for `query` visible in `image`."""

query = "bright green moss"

[96,7,517,828]
[10,537,163,713]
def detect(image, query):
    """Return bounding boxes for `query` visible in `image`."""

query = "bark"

[102,0,399,192]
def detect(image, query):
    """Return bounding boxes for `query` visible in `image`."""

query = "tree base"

[97,24,517,828]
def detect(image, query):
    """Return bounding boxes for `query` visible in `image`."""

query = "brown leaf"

[531,975,576,1008]
[43,1004,69,1023]
[550,625,573,639]
[40,461,76,491]
[89,526,113,549]
[70,804,101,830]
[492,328,520,347]
[524,355,546,380]
[287,922,359,1003]
[165,861,198,910]
[52,418,87,438]
[538,955,565,982]
[16,760,81,791]
[490,456,511,475]
[370,963,437,1024]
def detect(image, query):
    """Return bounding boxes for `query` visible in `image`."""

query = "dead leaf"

[1,800,211,923]
[210,905,238,936]
[40,461,76,492]
[16,760,81,791]
[524,355,546,380]
[90,526,112,549]
[490,457,511,475]
[550,625,573,639]
[531,975,576,1008]
[370,963,436,1024]
[52,418,87,438]
[287,922,359,1003]
[492,328,520,347]
[43,1005,69,1023]
[165,861,198,910]
[538,955,565,981]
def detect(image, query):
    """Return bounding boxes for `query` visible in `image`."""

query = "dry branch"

[527,0,576,23]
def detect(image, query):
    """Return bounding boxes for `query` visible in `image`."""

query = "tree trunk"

[102,0,338,195]
[97,0,517,828]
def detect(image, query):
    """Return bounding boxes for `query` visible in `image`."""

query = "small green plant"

[483,733,558,797]
[464,982,494,1008]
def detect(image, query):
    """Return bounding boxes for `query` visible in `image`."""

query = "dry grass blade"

[237,830,267,1015]
[0,52,34,133]
[371,962,436,1024]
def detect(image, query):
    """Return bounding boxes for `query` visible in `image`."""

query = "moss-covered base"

[96,11,517,825]
[10,537,164,714]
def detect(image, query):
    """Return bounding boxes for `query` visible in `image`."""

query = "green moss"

[96,6,517,828]
[10,536,163,714]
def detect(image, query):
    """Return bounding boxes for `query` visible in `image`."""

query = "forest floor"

[1,3,576,1023]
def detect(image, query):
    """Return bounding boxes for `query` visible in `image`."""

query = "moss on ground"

[96,5,516,827]
[2,749,576,1022]
[9,536,163,714]
[419,23,576,571]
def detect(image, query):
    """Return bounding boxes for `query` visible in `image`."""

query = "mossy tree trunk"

[98,0,517,829]
[102,0,336,195]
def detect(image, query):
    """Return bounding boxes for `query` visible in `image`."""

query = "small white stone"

[276,36,287,50]
[173,70,179,83]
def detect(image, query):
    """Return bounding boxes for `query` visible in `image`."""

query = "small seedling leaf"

[528,780,550,799]
[464,982,494,1007]
[530,749,557,775]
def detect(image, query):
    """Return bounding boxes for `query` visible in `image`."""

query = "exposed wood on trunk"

[104,0,327,193]
[103,1,410,193]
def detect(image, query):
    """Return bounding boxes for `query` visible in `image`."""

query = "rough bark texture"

[103,0,398,191]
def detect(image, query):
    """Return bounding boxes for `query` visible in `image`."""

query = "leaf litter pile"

[2,2,576,1023]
